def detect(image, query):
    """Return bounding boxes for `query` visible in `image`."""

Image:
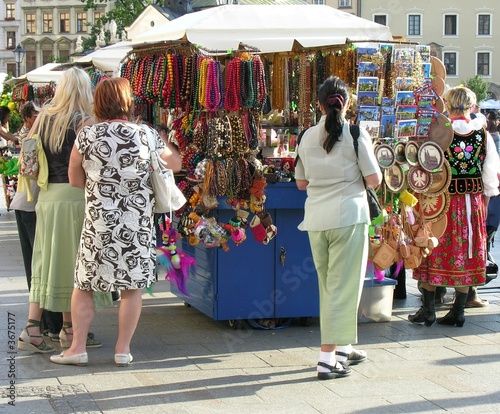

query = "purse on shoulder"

[144,127,186,214]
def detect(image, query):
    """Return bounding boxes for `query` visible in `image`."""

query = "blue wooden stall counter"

[171,182,320,323]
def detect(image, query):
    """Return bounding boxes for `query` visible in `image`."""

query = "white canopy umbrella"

[72,41,133,74]
[4,63,64,85]
[479,99,500,110]
[132,5,393,53]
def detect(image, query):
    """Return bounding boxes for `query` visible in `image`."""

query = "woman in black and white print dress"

[51,77,181,367]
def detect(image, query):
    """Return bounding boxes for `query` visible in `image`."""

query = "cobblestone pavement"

[1,182,500,414]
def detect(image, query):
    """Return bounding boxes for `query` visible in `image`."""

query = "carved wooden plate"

[418,141,445,172]
[404,141,419,166]
[407,166,431,193]
[427,159,452,196]
[384,163,405,192]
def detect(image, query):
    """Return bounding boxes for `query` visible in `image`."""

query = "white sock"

[317,351,335,372]
[336,344,353,362]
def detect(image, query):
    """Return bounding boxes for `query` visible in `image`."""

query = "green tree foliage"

[81,0,161,46]
[461,75,489,103]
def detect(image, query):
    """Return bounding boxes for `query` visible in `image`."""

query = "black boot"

[436,291,467,327]
[409,289,436,326]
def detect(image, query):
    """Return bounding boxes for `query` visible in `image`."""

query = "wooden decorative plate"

[384,163,405,192]
[375,144,396,169]
[414,192,450,223]
[404,141,419,166]
[407,166,431,193]
[428,113,454,151]
[394,141,407,164]
[418,141,445,172]
[426,159,452,196]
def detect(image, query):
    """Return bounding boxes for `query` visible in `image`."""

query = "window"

[312,0,325,4]
[408,15,421,36]
[58,50,70,63]
[339,0,351,7]
[444,15,457,35]
[26,13,36,34]
[6,32,15,49]
[6,3,15,20]
[60,13,69,33]
[42,50,53,65]
[478,14,491,35]
[443,52,457,76]
[94,11,103,23]
[6,63,16,77]
[477,52,490,76]
[374,15,387,26]
[77,12,87,32]
[43,13,53,33]
[26,51,36,73]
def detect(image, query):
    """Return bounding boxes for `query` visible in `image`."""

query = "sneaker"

[86,335,102,348]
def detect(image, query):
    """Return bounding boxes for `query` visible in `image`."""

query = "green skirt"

[30,183,85,312]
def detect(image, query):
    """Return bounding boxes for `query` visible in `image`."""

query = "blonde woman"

[410,86,500,327]
[18,67,101,353]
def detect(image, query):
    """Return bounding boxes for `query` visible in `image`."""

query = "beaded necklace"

[225,57,242,112]
[205,60,221,111]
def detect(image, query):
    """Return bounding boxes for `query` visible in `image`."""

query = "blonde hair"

[33,67,93,153]
[444,86,477,116]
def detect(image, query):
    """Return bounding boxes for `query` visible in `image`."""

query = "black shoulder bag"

[351,124,382,221]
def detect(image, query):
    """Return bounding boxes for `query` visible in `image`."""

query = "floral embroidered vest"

[445,127,486,194]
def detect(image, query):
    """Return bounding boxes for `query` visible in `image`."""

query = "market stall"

[118,5,422,327]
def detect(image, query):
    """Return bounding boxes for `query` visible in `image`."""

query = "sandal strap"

[335,351,350,358]
[317,361,347,371]
[26,319,41,328]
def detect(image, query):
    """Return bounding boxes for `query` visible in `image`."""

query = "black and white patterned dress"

[74,121,164,291]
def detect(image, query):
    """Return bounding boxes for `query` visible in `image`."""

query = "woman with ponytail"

[295,76,381,380]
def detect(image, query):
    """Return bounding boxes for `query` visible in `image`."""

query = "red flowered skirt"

[413,193,487,287]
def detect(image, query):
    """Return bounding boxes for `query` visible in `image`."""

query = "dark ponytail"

[318,76,350,153]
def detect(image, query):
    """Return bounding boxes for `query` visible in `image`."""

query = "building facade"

[0,0,21,76]
[0,0,114,76]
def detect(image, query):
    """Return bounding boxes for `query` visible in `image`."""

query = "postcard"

[356,46,379,64]
[357,77,379,93]
[416,94,436,108]
[380,114,396,138]
[396,91,416,106]
[381,97,395,107]
[358,62,380,77]
[396,77,414,91]
[359,121,381,139]
[358,106,380,122]
[422,63,431,79]
[417,45,431,62]
[396,119,417,138]
[357,91,379,106]
[393,47,415,64]
[416,117,432,138]
[396,105,418,120]
[380,44,393,58]
[381,105,395,116]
